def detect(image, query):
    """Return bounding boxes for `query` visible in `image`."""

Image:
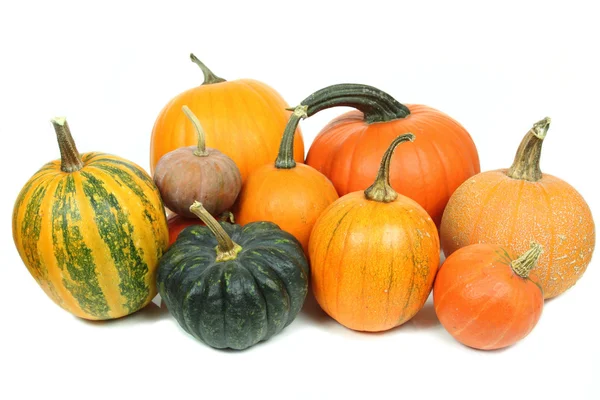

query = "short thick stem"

[511,242,544,278]
[364,133,415,202]
[182,105,209,157]
[299,84,410,124]
[507,117,551,182]
[190,53,226,85]
[274,105,308,169]
[51,117,84,172]
[189,201,242,262]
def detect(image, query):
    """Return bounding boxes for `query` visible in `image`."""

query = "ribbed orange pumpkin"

[434,242,544,350]
[150,54,304,181]
[304,84,480,226]
[235,106,339,254]
[309,133,440,332]
[440,118,595,299]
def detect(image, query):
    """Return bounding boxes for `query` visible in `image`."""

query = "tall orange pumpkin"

[309,133,440,332]
[235,106,339,254]
[440,117,596,299]
[149,54,304,181]
[304,84,480,226]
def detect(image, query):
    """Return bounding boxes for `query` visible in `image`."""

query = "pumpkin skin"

[153,106,242,218]
[150,54,304,182]
[303,84,480,226]
[309,134,440,332]
[235,106,339,254]
[158,202,309,350]
[12,118,169,320]
[434,243,544,350]
[440,118,595,299]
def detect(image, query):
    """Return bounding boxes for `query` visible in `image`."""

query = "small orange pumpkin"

[434,242,544,350]
[150,54,304,181]
[309,133,440,332]
[303,83,480,226]
[440,117,595,299]
[235,106,339,254]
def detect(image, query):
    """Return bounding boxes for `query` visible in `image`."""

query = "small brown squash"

[153,106,242,218]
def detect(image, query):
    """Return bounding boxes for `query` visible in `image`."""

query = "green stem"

[511,242,544,278]
[364,133,415,202]
[298,84,411,124]
[51,117,84,172]
[190,53,226,85]
[507,117,551,182]
[182,105,209,157]
[189,201,242,262]
[274,105,308,169]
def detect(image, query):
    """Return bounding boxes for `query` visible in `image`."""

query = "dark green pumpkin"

[157,201,309,350]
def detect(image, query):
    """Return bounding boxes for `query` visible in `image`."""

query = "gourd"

[309,133,440,332]
[434,242,544,350]
[12,118,169,320]
[303,83,480,226]
[234,106,339,254]
[150,54,304,181]
[157,201,309,350]
[153,105,242,218]
[440,117,595,299]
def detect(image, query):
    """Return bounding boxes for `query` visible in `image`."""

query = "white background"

[1,1,598,399]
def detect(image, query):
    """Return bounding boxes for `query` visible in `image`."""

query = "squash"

[434,242,544,350]
[157,201,309,350]
[303,83,480,226]
[12,118,169,320]
[234,106,339,254]
[153,105,242,218]
[308,133,440,332]
[150,54,304,181]
[440,117,595,299]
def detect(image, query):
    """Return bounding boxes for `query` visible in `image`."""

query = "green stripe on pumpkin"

[81,172,151,313]
[52,175,110,318]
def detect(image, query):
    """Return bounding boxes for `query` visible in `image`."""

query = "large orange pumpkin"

[304,84,480,226]
[440,117,595,299]
[309,133,440,332]
[150,54,304,181]
[235,106,339,254]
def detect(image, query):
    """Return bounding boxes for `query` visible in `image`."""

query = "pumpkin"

[12,118,169,320]
[157,201,309,350]
[303,83,480,226]
[153,105,242,218]
[434,242,544,350]
[440,117,595,299]
[309,133,440,332]
[234,106,339,254]
[150,54,304,181]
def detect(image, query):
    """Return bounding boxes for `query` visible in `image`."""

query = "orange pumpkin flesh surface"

[309,133,440,332]
[153,106,242,218]
[440,118,595,299]
[235,106,339,254]
[150,54,304,182]
[434,243,544,350]
[303,84,480,226]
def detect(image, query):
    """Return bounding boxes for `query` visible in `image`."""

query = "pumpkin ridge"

[483,279,522,349]
[539,183,555,291]
[468,178,508,244]
[452,286,501,338]
[242,261,281,338]
[398,210,418,324]
[344,124,370,195]
[507,180,526,242]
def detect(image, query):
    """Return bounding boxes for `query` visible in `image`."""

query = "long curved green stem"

[189,201,242,262]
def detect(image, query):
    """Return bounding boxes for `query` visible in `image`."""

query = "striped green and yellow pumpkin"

[12,117,169,320]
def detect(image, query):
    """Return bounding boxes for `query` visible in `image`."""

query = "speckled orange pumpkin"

[440,118,595,299]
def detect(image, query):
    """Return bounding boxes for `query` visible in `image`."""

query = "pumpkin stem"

[190,53,226,85]
[299,83,411,124]
[274,105,308,169]
[182,105,209,157]
[507,117,551,182]
[511,242,544,278]
[364,133,415,202]
[189,201,242,262]
[51,117,84,173]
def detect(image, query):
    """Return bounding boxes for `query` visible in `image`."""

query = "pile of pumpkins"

[12,54,596,351]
